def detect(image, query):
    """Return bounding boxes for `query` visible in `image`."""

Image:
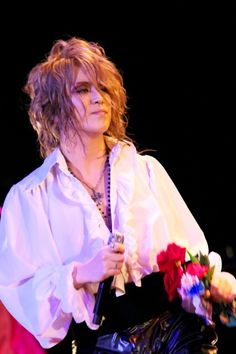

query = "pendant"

[91,191,104,206]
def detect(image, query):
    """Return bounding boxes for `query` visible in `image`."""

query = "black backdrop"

[0,1,235,350]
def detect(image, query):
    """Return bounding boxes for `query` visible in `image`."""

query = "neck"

[61,135,110,191]
[61,135,108,167]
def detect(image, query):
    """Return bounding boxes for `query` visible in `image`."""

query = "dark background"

[1,1,235,350]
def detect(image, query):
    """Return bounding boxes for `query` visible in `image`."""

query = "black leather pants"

[48,273,218,353]
[72,273,218,353]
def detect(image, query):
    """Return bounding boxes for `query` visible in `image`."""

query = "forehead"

[75,68,91,83]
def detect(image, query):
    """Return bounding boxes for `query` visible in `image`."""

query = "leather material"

[95,310,218,354]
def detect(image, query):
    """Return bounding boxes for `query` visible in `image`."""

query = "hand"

[210,271,236,303]
[73,242,125,289]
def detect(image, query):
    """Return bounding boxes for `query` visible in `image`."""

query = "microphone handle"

[92,233,124,325]
[93,276,113,325]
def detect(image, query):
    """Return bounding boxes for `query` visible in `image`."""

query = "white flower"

[211,271,236,303]
[179,273,200,293]
[208,251,222,272]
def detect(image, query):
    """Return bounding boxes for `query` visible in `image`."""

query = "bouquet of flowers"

[156,243,236,327]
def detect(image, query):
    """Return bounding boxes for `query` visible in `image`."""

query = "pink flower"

[185,263,209,279]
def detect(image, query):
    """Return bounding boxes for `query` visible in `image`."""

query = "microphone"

[92,233,124,325]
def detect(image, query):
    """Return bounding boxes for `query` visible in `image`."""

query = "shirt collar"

[23,147,64,191]
[23,138,134,191]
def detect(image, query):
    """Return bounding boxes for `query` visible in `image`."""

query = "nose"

[90,87,103,104]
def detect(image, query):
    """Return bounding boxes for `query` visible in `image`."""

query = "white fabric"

[0,139,208,348]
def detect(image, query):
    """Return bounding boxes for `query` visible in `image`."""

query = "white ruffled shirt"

[0,140,208,348]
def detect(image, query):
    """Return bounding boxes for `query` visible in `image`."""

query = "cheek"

[106,95,112,106]
[105,96,112,114]
[72,97,88,116]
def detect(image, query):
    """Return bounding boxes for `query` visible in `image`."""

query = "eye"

[74,85,90,94]
[99,84,109,94]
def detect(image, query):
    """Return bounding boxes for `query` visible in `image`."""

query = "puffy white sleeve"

[0,185,97,349]
[142,154,209,256]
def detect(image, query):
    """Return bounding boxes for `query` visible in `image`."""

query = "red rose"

[157,243,186,272]
[163,266,184,301]
[157,243,186,301]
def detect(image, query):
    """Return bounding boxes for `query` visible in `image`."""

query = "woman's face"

[71,68,112,137]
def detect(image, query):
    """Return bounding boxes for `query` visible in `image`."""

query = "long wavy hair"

[24,37,130,158]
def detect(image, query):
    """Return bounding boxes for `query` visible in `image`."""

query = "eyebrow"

[72,81,92,93]
[74,81,91,86]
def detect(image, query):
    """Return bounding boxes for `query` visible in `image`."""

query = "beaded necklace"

[68,154,111,230]
[102,156,111,231]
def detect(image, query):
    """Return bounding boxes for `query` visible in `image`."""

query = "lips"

[91,110,107,115]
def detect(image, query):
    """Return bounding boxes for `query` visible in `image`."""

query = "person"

[0,36,227,353]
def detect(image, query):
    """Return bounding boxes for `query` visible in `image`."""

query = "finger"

[112,242,125,253]
[114,260,124,271]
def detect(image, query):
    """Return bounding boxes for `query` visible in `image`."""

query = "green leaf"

[187,251,199,263]
[199,252,210,266]
[206,265,215,282]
